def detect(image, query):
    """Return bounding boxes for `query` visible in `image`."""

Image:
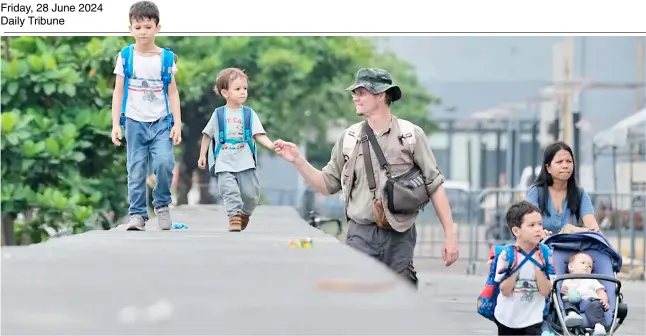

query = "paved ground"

[417,271,645,335]
[2,205,644,335]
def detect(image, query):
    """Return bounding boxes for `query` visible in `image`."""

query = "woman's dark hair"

[532,141,580,220]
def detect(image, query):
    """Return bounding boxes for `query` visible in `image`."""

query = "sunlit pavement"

[1,205,643,335]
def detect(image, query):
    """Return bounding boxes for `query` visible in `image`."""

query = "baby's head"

[214,68,248,106]
[567,252,593,274]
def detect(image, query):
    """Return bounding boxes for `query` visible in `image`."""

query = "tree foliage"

[1,36,438,243]
[1,36,130,245]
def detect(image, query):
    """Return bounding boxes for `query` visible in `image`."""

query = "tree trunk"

[1,214,15,246]
[177,98,222,205]
[20,210,34,245]
[177,103,203,205]
[177,162,193,206]
[198,168,216,204]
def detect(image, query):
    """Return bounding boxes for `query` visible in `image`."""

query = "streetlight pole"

[637,37,645,113]
[561,36,575,146]
[634,37,645,161]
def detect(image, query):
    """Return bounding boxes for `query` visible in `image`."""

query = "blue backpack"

[210,105,257,168]
[476,243,554,321]
[119,44,176,130]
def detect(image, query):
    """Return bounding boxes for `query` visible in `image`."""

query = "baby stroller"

[542,231,628,336]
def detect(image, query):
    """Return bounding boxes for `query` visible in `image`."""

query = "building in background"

[379,36,646,192]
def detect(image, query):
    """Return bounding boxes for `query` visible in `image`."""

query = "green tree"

[1,36,130,245]
[0,35,439,242]
[153,36,438,203]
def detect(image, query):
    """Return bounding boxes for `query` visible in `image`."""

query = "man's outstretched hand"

[273,139,301,163]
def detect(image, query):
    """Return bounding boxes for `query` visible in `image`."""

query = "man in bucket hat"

[345,68,403,103]
[274,68,459,289]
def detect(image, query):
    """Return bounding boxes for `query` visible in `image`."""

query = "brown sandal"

[228,214,242,232]
[240,214,250,231]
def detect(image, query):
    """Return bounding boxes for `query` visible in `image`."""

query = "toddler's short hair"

[214,68,248,97]
[129,1,160,25]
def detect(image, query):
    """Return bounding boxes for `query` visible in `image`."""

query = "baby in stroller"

[542,231,628,336]
[561,252,609,335]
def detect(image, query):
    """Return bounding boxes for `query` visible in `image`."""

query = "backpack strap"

[212,106,226,159]
[119,44,135,128]
[514,245,554,278]
[506,244,518,269]
[119,45,176,130]
[160,47,175,130]
[211,106,257,166]
[538,243,554,276]
[241,106,256,165]
[341,122,364,162]
[342,119,417,161]
[497,245,538,283]
[395,118,417,155]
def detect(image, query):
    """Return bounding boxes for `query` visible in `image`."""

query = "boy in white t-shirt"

[197,68,274,232]
[561,252,609,335]
[493,201,553,335]
[111,1,183,231]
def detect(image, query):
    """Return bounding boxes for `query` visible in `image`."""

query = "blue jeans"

[125,117,175,219]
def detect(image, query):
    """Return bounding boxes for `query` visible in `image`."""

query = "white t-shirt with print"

[562,278,604,300]
[202,107,265,174]
[493,253,546,328]
[113,49,178,122]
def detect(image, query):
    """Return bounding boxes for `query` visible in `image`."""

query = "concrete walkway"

[2,205,643,335]
[2,206,429,335]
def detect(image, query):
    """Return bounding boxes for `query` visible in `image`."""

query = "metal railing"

[205,182,645,280]
[414,187,646,280]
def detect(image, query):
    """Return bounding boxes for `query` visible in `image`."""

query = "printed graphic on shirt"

[221,116,248,152]
[202,108,266,174]
[514,278,539,302]
[112,51,177,122]
[129,77,163,103]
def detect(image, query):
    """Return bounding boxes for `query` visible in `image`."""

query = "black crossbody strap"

[361,134,377,192]
[363,122,391,177]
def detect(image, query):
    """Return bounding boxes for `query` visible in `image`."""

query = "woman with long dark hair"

[526,141,601,236]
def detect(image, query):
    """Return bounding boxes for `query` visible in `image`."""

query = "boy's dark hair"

[129,1,160,25]
[505,200,541,231]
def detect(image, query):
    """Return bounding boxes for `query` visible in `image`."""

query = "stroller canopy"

[543,231,623,273]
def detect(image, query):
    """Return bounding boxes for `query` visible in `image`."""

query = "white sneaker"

[593,323,606,335]
[125,215,146,231]
[155,206,172,230]
[564,311,584,327]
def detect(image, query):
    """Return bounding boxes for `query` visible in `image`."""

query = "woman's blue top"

[525,185,595,233]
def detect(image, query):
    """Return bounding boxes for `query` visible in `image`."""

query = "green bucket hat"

[345,68,402,102]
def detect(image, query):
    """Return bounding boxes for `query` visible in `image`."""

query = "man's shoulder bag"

[361,122,430,216]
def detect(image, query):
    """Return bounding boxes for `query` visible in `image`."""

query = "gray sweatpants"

[345,220,418,288]
[215,168,260,217]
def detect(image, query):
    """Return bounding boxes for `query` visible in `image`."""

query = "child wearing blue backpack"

[197,68,274,232]
[477,201,555,335]
[111,1,183,231]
